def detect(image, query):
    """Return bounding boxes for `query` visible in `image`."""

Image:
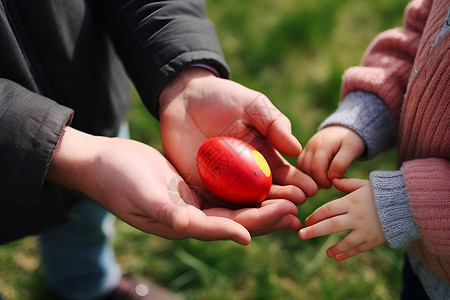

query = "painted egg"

[196,136,272,205]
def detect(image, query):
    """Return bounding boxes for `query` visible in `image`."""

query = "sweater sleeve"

[0,79,74,205]
[402,158,450,255]
[319,90,396,160]
[370,158,450,254]
[97,0,230,118]
[341,0,430,127]
[370,170,421,248]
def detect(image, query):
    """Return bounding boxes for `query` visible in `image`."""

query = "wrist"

[159,67,216,114]
[46,127,101,195]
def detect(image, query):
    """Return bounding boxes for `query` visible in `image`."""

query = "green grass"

[0,0,410,299]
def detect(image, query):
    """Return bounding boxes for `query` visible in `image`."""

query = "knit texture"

[370,170,421,248]
[403,159,450,254]
[339,0,450,287]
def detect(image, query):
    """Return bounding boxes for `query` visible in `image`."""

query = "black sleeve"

[97,0,230,118]
[0,79,73,205]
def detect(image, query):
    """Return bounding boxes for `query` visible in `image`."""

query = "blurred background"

[0,0,410,299]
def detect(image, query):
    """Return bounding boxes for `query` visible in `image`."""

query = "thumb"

[245,94,301,157]
[267,117,302,157]
[332,177,368,193]
[328,143,362,180]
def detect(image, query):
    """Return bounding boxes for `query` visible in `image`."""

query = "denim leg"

[39,200,122,300]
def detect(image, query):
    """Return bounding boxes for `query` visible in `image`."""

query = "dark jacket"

[0,0,229,244]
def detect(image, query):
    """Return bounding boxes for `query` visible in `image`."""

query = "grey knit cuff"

[319,91,396,160]
[370,170,421,248]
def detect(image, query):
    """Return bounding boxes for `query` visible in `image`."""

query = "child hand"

[297,126,365,189]
[299,178,387,261]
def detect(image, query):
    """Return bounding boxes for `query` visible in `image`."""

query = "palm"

[159,70,318,209]
[160,77,258,203]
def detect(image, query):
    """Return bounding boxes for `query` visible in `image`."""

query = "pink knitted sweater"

[342,0,450,282]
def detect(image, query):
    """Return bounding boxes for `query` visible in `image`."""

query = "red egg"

[196,137,272,205]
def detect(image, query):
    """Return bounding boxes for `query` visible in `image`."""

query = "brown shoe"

[101,274,184,300]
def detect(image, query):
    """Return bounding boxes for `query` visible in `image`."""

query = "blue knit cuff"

[370,170,421,248]
[319,91,396,160]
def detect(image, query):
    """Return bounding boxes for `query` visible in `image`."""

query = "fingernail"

[299,229,306,239]
[326,248,333,257]
[328,172,339,180]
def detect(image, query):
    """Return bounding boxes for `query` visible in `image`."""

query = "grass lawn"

[0,0,410,299]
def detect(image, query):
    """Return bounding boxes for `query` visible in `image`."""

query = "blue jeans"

[38,122,130,300]
[39,201,122,300]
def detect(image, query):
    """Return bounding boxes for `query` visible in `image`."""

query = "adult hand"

[297,126,365,189]
[159,68,318,235]
[47,127,263,245]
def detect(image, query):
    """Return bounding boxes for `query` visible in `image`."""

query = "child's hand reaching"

[299,178,387,261]
[297,126,365,189]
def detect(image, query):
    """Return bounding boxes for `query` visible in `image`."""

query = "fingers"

[268,184,306,205]
[297,142,334,189]
[297,126,366,189]
[299,214,349,240]
[182,206,252,245]
[310,149,333,189]
[303,199,347,227]
[330,245,365,261]
[332,177,368,193]
[296,148,313,177]
[334,249,362,261]
[328,144,363,181]
[205,199,301,236]
[163,185,255,245]
[270,161,318,198]
[266,117,302,157]
[327,232,374,261]
[244,94,301,157]
[132,203,252,245]
[251,214,301,235]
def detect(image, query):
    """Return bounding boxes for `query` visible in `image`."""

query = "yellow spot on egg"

[252,150,271,177]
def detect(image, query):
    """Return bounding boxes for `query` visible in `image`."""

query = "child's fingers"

[332,238,376,261]
[328,146,360,180]
[311,149,332,189]
[334,247,365,261]
[296,149,313,177]
[332,177,368,193]
[327,131,365,180]
[299,214,350,240]
[304,199,347,226]
[326,232,363,257]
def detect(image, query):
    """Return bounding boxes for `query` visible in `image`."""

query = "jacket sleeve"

[0,79,73,205]
[97,0,230,118]
[341,0,430,127]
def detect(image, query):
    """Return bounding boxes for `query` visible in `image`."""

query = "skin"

[297,126,365,189]
[46,67,318,245]
[160,68,319,235]
[299,178,387,260]
[297,125,387,259]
